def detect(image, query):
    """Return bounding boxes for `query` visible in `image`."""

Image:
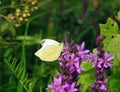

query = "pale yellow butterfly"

[34,39,64,62]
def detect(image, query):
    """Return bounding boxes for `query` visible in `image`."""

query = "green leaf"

[0,20,16,37]
[99,18,118,35]
[103,34,120,69]
[16,34,42,45]
[8,22,16,37]
[116,10,120,21]
[109,73,120,92]
[103,35,120,92]
[4,57,37,92]
[81,61,93,71]
[78,61,95,92]
[99,16,120,92]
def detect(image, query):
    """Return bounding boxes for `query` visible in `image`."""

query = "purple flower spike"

[90,51,114,92]
[90,35,114,92]
[47,36,90,92]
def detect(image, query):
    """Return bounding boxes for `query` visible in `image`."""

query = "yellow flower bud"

[15,12,20,16]
[15,24,21,27]
[16,9,21,13]
[25,18,28,21]
[22,14,27,18]
[32,1,36,5]
[34,6,38,10]
[27,13,30,17]
[19,17,23,21]
[25,6,29,10]
[24,9,29,13]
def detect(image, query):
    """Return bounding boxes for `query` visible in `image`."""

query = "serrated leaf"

[99,18,118,35]
[15,63,21,73]
[21,74,28,83]
[4,57,37,92]
[11,58,17,68]
[17,67,24,78]
[21,69,26,81]
[99,16,120,92]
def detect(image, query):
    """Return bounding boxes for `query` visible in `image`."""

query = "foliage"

[100,14,120,92]
[4,56,38,92]
[78,11,120,92]
[78,61,95,92]
[0,0,120,92]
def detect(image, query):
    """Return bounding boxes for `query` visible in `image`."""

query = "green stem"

[0,14,12,22]
[0,4,25,10]
[21,21,29,73]
[19,20,29,92]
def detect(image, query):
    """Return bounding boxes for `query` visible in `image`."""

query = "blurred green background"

[0,0,120,92]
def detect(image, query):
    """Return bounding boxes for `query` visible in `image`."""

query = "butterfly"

[34,39,64,62]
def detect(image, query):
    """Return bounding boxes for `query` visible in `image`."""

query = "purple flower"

[76,42,90,61]
[90,78,108,92]
[65,83,78,92]
[76,42,89,54]
[47,74,78,92]
[90,52,98,64]
[98,78,108,91]
[91,52,114,69]
[65,54,84,73]
[47,74,67,92]
[100,52,114,68]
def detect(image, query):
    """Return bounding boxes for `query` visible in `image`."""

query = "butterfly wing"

[40,39,59,47]
[35,43,63,62]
